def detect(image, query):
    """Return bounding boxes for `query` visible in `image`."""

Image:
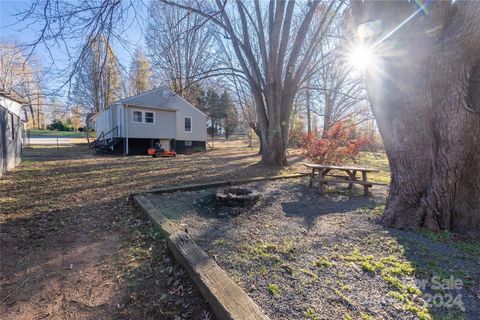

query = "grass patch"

[420,229,452,242]
[354,205,385,218]
[241,239,298,264]
[242,241,280,262]
[361,260,384,273]
[304,308,320,320]
[340,284,351,291]
[314,257,335,268]
[336,248,431,319]
[333,288,352,305]
[214,238,225,246]
[405,302,432,320]
[388,290,407,302]
[267,283,281,296]
[355,152,390,184]
[360,312,374,320]
[299,268,318,282]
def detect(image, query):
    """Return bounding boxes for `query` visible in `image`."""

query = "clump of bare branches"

[10,0,147,88]
[146,0,220,104]
[128,47,152,96]
[0,44,44,127]
[70,36,123,115]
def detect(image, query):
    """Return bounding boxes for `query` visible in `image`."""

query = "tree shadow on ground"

[278,182,382,229]
[387,228,480,319]
[282,196,379,229]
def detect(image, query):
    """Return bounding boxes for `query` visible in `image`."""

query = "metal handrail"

[104,126,119,139]
[92,126,119,148]
[89,130,104,148]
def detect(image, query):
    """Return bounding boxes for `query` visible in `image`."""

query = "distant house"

[0,91,27,177]
[92,87,207,155]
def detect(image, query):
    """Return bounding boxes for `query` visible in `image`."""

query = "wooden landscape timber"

[133,194,270,320]
[131,173,310,196]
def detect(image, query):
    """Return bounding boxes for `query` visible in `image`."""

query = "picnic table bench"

[303,163,385,196]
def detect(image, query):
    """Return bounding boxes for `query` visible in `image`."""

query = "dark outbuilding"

[0,91,27,177]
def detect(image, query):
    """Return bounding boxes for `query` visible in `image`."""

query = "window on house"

[133,111,143,123]
[185,117,192,132]
[145,112,154,124]
[185,140,192,147]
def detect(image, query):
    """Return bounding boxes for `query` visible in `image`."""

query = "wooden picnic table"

[303,163,383,196]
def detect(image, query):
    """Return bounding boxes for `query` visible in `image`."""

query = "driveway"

[28,136,73,145]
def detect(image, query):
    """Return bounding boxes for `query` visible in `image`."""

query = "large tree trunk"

[257,90,292,166]
[255,129,263,155]
[261,131,288,165]
[351,1,480,237]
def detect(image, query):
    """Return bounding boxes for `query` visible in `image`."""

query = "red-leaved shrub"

[302,121,370,164]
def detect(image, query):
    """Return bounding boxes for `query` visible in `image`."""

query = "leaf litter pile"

[146,178,480,320]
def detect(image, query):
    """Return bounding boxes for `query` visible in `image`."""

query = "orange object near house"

[148,147,176,157]
[147,148,157,155]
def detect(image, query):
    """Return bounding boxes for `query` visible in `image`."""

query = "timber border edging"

[131,173,309,196]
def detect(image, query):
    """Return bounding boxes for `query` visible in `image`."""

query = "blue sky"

[0,0,146,96]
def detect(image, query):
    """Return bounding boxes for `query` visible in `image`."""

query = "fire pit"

[215,187,260,207]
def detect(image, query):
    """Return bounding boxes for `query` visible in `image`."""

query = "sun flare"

[347,44,375,71]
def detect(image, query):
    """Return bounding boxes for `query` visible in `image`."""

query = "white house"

[0,91,27,177]
[92,87,207,155]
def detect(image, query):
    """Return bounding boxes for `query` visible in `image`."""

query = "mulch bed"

[146,178,480,320]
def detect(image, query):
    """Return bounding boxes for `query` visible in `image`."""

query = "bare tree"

[296,11,371,138]
[0,44,44,128]
[70,36,123,115]
[161,0,346,165]
[10,0,147,92]
[351,0,480,236]
[146,0,218,104]
[128,47,152,95]
[310,53,370,137]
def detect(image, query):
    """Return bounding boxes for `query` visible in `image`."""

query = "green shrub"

[47,119,73,131]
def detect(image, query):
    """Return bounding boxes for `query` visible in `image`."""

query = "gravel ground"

[147,178,480,320]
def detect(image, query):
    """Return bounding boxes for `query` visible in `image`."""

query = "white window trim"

[132,110,156,125]
[184,116,192,132]
[144,111,156,125]
[132,110,143,123]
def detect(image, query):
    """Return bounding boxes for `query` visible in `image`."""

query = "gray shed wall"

[0,106,23,177]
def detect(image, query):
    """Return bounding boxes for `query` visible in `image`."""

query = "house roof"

[120,88,175,110]
[0,90,28,105]
[122,86,206,115]
[0,90,28,119]
[123,104,178,112]
[106,86,205,112]
[91,86,207,119]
